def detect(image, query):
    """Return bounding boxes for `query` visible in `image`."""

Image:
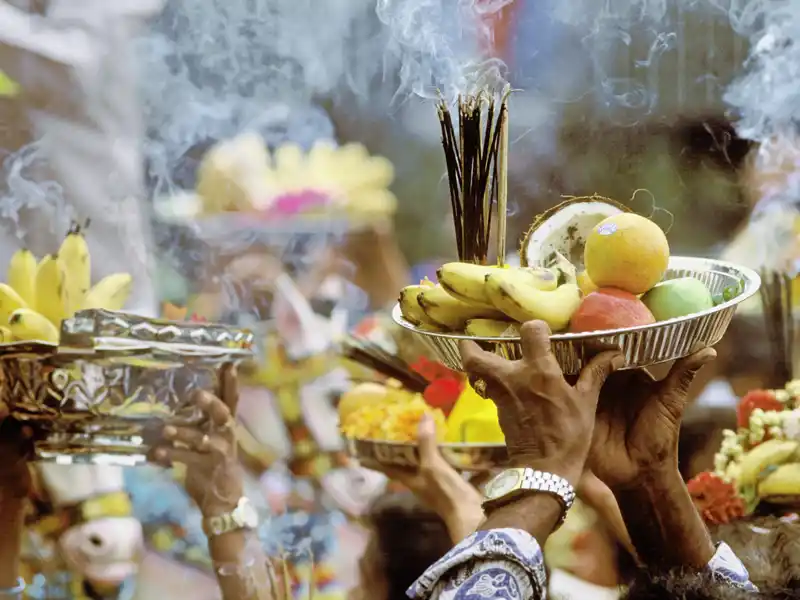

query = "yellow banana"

[464,319,520,338]
[485,276,582,332]
[418,286,504,330]
[399,280,440,328]
[0,326,12,343]
[0,283,28,325]
[439,262,557,308]
[438,263,502,308]
[737,439,799,488]
[758,463,800,498]
[7,249,37,306]
[58,224,91,317]
[35,254,68,326]
[9,308,59,343]
[83,273,133,311]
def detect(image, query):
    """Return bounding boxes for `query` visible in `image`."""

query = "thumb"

[459,340,511,385]
[661,347,717,412]
[665,347,717,393]
[417,413,440,468]
[576,351,625,397]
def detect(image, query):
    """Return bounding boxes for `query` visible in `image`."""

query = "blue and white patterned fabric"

[408,530,757,600]
[708,542,759,592]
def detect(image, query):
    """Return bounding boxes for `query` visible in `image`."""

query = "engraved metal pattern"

[393,257,761,375]
[346,437,507,472]
[59,309,254,353]
[0,311,253,465]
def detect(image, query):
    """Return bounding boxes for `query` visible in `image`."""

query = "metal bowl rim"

[392,256,761,342]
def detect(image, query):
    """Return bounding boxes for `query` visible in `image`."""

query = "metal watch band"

[483,468,576,529]
[202,497,258,538]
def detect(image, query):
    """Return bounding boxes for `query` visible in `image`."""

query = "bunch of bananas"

[0,225,133,344]
[398,253,581,335]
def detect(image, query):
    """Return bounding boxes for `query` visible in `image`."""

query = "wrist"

[614,467,714,569]
[480,493,563,547]
[509,454,585,486]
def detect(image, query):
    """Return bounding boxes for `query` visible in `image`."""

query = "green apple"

[642,277,714,321]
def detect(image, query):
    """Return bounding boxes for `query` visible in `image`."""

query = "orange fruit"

[584,213,669,295]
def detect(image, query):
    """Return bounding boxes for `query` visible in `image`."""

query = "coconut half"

[520,196,631,268]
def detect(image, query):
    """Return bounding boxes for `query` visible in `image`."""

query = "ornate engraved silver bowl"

[1,309,254,465]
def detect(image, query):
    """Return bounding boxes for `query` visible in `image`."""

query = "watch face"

[486,469,522,500]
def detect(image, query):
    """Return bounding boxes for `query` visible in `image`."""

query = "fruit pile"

[688,382,800,521]
[0,225,132,344]
[339,358,504,444]
[400,199,727,336]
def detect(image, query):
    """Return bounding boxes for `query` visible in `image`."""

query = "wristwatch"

[482,468,576,529]
[202,497,259,537]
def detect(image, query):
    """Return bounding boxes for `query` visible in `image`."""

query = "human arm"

[408,321,624,600]
[151,365,280,600]
[588,349,755,590]
[375,414,485,544]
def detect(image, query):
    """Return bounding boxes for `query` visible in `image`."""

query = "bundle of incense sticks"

[340,336,429,393]
[758,269,795,386]
[437,87,511,265]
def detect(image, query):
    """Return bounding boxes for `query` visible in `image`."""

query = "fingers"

[151,446,207,469]
[417,413,441,468]
[163,426,226,455]
[660,346,717,416]
[519,321,553,362]
[219,363,240,416]
[459,340,512,385]
[195,390,234,429]
[575,351,625,397]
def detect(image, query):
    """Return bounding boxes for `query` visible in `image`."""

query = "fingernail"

[163,426,177,438]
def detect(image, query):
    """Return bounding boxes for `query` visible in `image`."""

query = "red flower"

[423,378,464,417]
[737,390,783,428]
[188,313,207,323]
[687,472,746,526]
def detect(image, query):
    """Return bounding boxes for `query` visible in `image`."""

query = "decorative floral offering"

[692,380,800,525]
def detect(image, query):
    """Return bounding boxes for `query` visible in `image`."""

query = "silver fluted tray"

[0,309,254,465]
[393,257,761,376]
[346,437,507,472]
[177,212,393,253]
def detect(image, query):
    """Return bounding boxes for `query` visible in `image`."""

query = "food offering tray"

[186,213,391,253]
[0,309,254,465]
[393,257,761,377]
[346,438,507,472]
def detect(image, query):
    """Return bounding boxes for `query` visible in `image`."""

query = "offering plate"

[1,309,253,465]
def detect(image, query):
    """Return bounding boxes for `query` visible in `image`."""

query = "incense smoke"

[139,0,384,192]
[376,0,513,101]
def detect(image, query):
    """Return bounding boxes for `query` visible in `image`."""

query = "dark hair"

[711,516,800,591]
[367,492,452,600]
[623,517,800,599]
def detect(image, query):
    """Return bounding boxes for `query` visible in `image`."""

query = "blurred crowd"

[1,1,800,600]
